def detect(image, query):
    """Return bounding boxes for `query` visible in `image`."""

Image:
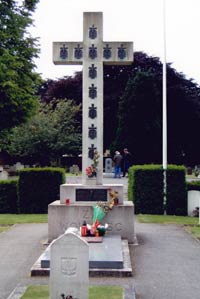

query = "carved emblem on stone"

[89,84,97,99]
[74,44,83,59]
[88,124,97,139]
[103,44,112,59]
[88,104,97,119]
[89,64,97,79]
[61,257,77,276]
[118,44,126,60]
[89,24,97,39]
[88,144,96,159]
[60,44,68,59]
[89,44,97,59]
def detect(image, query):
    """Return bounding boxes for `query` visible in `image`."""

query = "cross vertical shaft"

[83,12,103,185]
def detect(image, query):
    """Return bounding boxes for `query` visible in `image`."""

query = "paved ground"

[132,222,200,299]
[2,221,200,299]
[1,177,200,298]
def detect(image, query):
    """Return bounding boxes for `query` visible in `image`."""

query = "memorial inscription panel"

[76,189,107,201]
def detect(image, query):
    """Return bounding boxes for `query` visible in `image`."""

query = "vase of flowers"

[86,151,100,184]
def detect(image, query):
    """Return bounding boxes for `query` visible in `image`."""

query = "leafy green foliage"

[129,165,164,214]
[0,0,41,132]
[129,164,187,215]
[187,180,200,191]
[18,168,65,213]
[3,100,81,165]
[39,51,200,165]
[166,165,187,215]
[0,179,19,213]
[114,53,200,165]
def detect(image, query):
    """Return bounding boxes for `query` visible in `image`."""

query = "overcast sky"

[30,0,200,84]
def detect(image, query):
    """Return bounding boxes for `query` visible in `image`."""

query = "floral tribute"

[86,150,100,178]
[80,189,119,237]
[91,189,119,233]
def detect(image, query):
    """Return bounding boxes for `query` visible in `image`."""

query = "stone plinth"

[60,183,124,204]
[48,201,135,243]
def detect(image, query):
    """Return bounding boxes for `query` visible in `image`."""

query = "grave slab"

[41,235,123,270]
[31,238,132,277]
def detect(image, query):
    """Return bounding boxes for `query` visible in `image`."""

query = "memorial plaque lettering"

[76,189,107,202]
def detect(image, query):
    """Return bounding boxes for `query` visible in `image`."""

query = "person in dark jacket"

[113,151,123,178]
[122,148,132,177]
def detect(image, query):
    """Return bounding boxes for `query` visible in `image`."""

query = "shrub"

[0,180,19,213]
[187,180,200,191]
[128,165,164,214]
[166,165,187,216]
[18,168,65,213]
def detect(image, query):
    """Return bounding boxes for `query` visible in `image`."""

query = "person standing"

[123,148,132,177]
[113,151,123,178]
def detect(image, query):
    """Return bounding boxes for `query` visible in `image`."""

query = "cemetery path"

[131,222,200,299]
[0,223,48,299]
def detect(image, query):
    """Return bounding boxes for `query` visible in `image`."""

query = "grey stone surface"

[187,190,200,216]
[132,222,200,299]
[105,158,113,173]
[48,201,135,243]
[41,235,123,270]
[60,183,124,204]
[50,231,89,299]
[31,238,132,277]
[0,223,48,299]
[89,235,123,269]
[0,169,8,180]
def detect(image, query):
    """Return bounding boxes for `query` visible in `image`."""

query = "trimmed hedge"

[128,164,187,215]
[166,165,187,216]
[18,168,65,213]
[0,180,19,213]
[128,165,164,214]
[187,180,200,191]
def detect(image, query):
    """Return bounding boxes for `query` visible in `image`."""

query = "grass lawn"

[137,214,200,239]
[0,214,47,233]
[0,213,200,240]
[21,285,123,299]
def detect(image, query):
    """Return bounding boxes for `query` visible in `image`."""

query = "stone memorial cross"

[53,12,133,185]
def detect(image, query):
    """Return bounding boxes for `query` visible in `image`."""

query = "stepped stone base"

[48,201,135,244]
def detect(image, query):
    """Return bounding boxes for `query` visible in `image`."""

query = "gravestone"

[105,158,113,173]
[187,190,200,216]
[0,170,8,180]
[15,162,24,171]
[50,230,89,299]
[69,164,80,175]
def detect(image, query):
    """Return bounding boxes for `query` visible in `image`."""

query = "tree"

[4,100,81,165]
[114,69,162,164]
[114,52,200,165]
[0,0,41,133]
[38,52,200,165]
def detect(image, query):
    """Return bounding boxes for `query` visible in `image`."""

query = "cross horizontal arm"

[102,41,133,65]
[53,42,83,65]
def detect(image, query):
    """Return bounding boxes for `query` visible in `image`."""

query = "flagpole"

[163,0,167,210]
